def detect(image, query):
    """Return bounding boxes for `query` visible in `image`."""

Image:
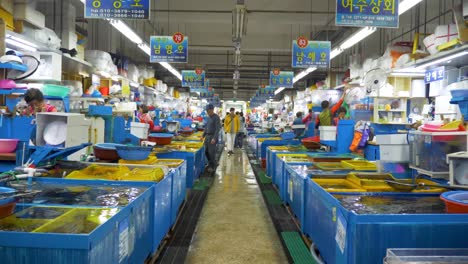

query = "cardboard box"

[0,0,13,14]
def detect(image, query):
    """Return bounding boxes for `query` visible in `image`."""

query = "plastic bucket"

[440,191,468,213]
[99,87,109,96]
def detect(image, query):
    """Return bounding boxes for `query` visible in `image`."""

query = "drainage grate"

[263,190,283,206]
[281,232,318,264]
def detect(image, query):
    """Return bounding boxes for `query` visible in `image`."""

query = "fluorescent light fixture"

[330,48,343,59]
[399,0,422,15]
[232,5,247,40]
[340,27,377,50]
[274,87,285,95]
[159,62,182,80]
[293,67,317,83]
[5,34,38,52]
[138,43,151,56]
[415,51,468,70]
[109,20,143,44]
[390,72,426,77]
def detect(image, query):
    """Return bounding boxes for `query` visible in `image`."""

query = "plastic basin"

[440,191,468,213]
[0,139,19,153]
[0,187,16,218]
[148,133,173,145]
[93,143,126,161]
[43,84,70,97]
[115,145,153,161]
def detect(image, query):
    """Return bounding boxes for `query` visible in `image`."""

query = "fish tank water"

[384,248,468,264]
[409,131,468,175]
[333,194,446,214]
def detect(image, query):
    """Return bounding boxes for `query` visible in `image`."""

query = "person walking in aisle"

[235,112,246,148]
[203,104,221,172]
[224,107,240,155]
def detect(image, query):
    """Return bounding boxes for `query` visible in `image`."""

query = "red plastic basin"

[440,191,468,214]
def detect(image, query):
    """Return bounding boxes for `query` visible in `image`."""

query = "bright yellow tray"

[119,156,158,165]
[341,160,377,171]
[313,178,366,192]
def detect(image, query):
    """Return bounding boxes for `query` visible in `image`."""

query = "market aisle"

[185,149,288,264]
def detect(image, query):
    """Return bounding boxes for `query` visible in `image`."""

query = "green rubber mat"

[281,232,318,264]
[263,190,282,205]
[193,178,211,191]
[258,171,272,184]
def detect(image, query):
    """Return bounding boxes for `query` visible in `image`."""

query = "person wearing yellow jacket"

[224,107,241,155]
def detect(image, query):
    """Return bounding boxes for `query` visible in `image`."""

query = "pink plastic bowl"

[0,139,19,153]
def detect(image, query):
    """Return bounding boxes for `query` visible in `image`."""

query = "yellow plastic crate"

[269,146,290,151]
[118,156,158,165]
[314,162,354,171]
[0,7,14,30]
[33,208,118,234]
[66,164,130,180]
[313,178,366,192]
[154,159,184,168]
[0,216,49,232]
[120,167,165,182]
[258,137,282,142]
[341,160,377,171]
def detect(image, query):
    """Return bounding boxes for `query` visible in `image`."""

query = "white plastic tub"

[319,126,337,141]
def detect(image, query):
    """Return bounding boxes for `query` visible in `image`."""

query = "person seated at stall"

[23,88,57,115]
[138,104,154,129]
[334,107,348,126]
[292,112,305,137]
[314,89,347,134]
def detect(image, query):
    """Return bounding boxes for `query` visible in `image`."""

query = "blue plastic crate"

[35,171,172,254]
[284,164,310,228]
[260,139,301,160]
[156,150,200,188]
[0,178,154,264]
[168,160,187,226]
[303,181,468,264]
[88,105,112,116]
[450,97,468,121]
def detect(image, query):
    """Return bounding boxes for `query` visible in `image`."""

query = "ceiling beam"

[152,9,334,15]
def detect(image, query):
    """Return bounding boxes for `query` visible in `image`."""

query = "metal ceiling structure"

[39,0,459,101]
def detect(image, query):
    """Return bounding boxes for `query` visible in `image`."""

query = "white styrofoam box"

[380,145,410,162]
[434,24,459,48]
[423,34,438,55]
[130,122,149,139]
[61,30,77,50]
[14,3,45,29]
[36,113,91,161]
[435,95,460,116]
[411,79,426,98]
[25,51,62,82]
[319,126,337,141]
[375,134,408,145]
[447,152,468,187]
[0,0,13,13]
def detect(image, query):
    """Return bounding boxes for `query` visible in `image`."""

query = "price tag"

[335,213,347,254]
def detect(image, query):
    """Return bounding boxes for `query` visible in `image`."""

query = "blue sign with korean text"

[269,71,294,88]
[292,40,331,68]
[200,90,215,99]
[85,0,150,20]
[150,35,188,63]
[425,67,445,84]
[182,70,205,87]
[190,80,210,93]
[336,0,399,28]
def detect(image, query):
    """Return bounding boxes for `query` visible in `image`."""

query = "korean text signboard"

[150,33,188,63]
[292,37,331,68]
[85,0,150,20]
[336,0,399,28]
[182,69,205,87]
[269,69,293,88]
[190,80,210,93]
[425,67,445,84]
